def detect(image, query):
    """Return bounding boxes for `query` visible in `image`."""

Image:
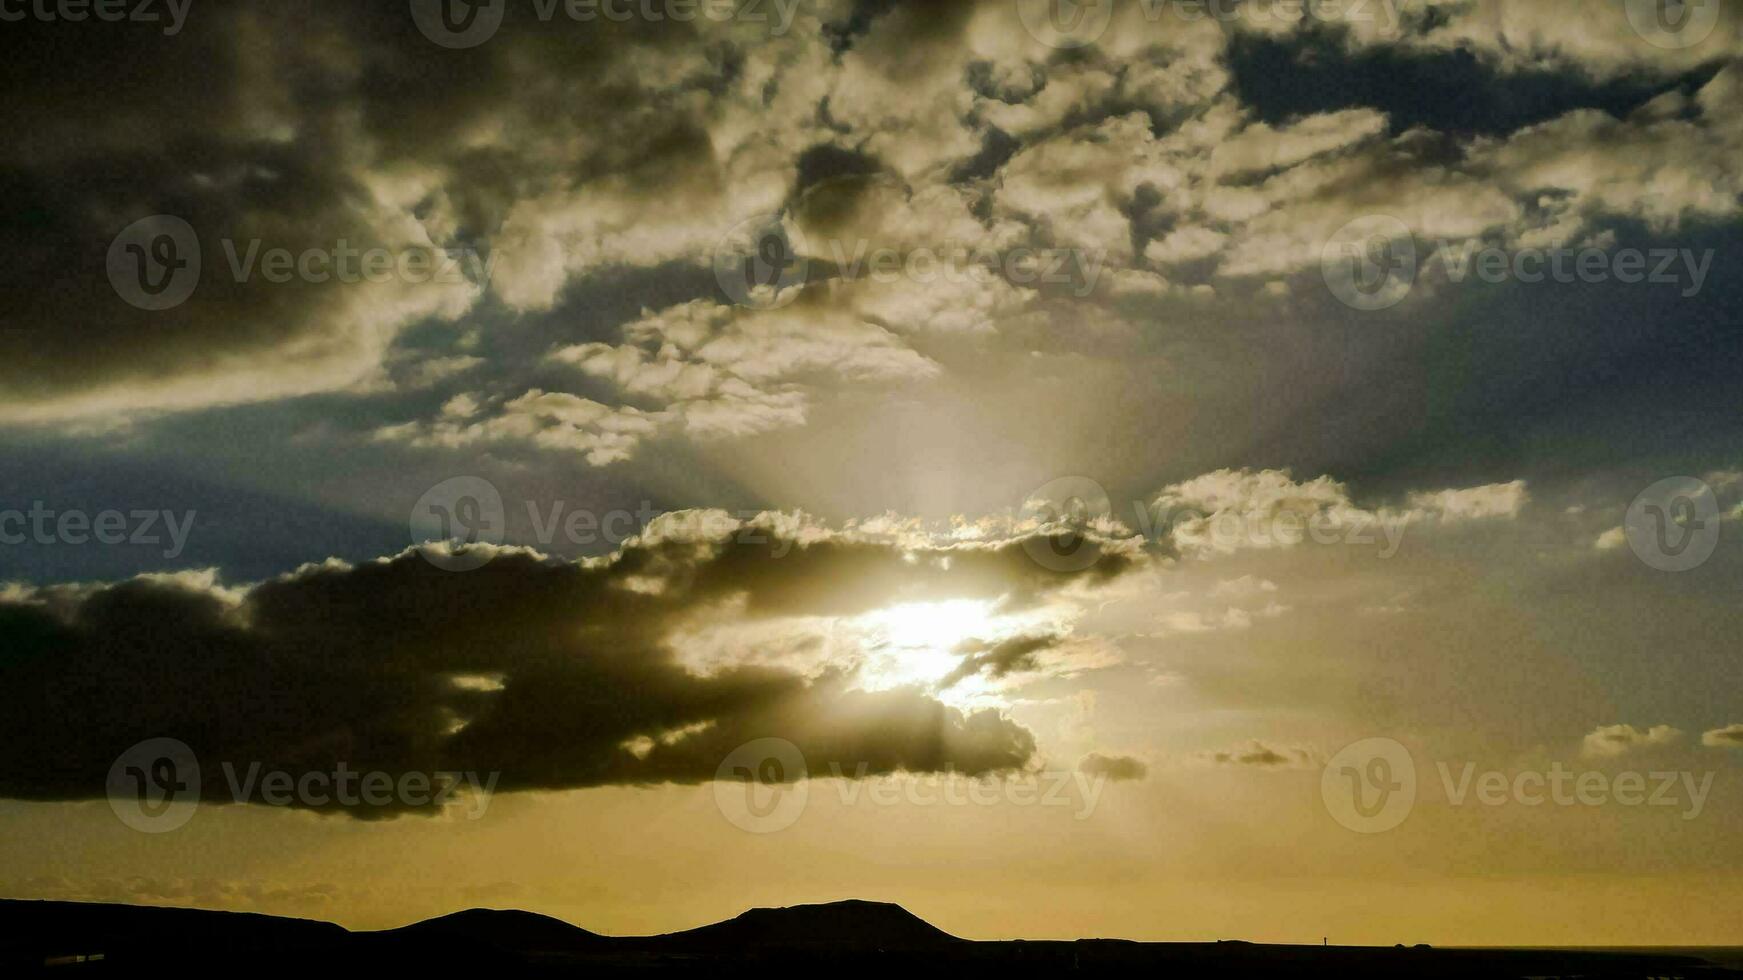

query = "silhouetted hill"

[0,898,346,967]
[378,907,606,951]
[647,899,961,951]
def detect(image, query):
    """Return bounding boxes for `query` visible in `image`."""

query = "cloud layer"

[0,512,1141,815]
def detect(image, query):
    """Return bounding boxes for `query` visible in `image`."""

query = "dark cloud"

[0,6,463,420]
[1206,741,1314,769]
[939,633,1061,689]
[1076,752,1146,782]
[793,144,888,199]
[0,516,1141,815]
[0,3,822,422]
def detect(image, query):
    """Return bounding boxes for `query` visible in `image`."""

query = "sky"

[2,0,1742,946]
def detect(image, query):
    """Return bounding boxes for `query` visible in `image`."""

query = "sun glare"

[852,599,1000,698]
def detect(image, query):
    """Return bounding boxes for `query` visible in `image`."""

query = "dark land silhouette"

[3,897,1738,977]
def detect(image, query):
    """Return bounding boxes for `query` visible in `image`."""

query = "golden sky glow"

[3,0,1743,949]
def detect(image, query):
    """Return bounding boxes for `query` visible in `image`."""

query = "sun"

[851,598,1001,696]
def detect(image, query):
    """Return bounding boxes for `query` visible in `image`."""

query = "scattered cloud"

[1078,753,1148,782]
[1700,724,1743,750]
[1205,741,1317,770]
[1150,469,1527,558]
[1581,723,1683,759]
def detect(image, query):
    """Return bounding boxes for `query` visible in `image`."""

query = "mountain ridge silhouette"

[379,906,608,951]
[646,898,961,950]
[4,897,1735,977]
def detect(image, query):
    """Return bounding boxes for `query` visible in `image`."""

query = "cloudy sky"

[3,0,1742,946]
